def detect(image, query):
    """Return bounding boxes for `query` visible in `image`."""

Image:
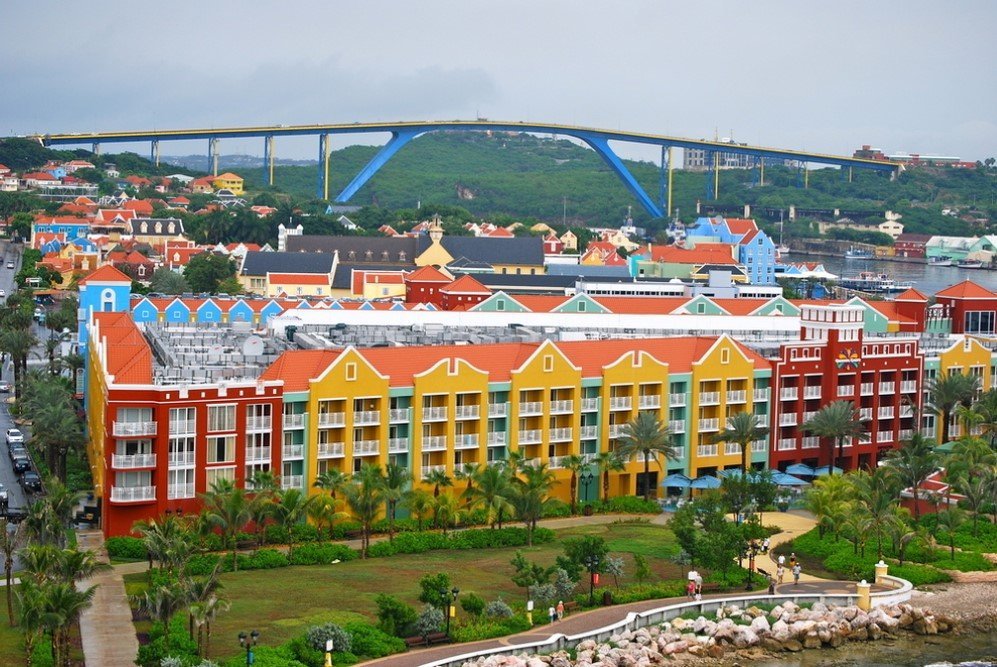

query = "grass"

[0,597,25,661]
[126,522,686,660]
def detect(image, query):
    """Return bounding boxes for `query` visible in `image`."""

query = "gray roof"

[127,217,185,236]
[458,272,576,295]
[546,264,630,278]
[286,235,419,264]
[417,236,544,266]
[241,251,335,276]
[447,256,493,270]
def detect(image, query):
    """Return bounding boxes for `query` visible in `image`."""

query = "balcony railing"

[550,399,574,414]
[900,405,915,418]
[699,392,720,405]
[878,407,895,419]
[518,429,543,445]
[110,485,156,503]
[752,388,769,402]
[579,425,598,440]
[671,446,686,460]
[698,418,720,432]
[900,380,917,394]
[421,465,447,480]
[861,383,874,396]
[549,455,569,469]
[317,442,344,458]
[455,434,480,449]
[169,420,196,436]
[112,421,157,437]
[609,397,632,411]
[168,450,195,467]
[780,388,798,401]
[422,436,448,451]
[548,427,572,442]
[317,412,346,428]
[388,438,409,453]
[389,408,411,423]
[751,439,767,452]
[803,386,821,399]
[899,429,914,441]
[859,407,873,420]
[608,424,628,438]
[802,411,817,423]
[837,385,855,398]
[669,393,687,406]
[638,395,661,409]
[520,457,541,468]
[668,420,685,434]
[777,438,797,451]
[422,407,448,422]
[518,402,543,416]
[283,413,305,429]
[779,413,797,426]
[724,442,740,456]
[487,432,506,446]
[281,475,303,490]
[488,402,508,417]
[112,453,156,469]
[802,436,820,449]
[282,444,304,459]
[879,382,896,394]
[167,483,194,499]
[245,446,271,463]
[454,405,480,420]
[877,431,894,443]
[581,397,599,411]
[726,390,747,404]
[696,445,718,457]
[353,411,380,426]
[353,440,380,456]
[246,416,271,431]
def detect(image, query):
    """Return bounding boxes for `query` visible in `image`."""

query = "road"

[0,240,30,516]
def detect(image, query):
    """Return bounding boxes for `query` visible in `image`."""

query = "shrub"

[930,549,994,572]
[888,563,952,586]
[305,623,352,655]
[238,549,289,570]
[343,622,406,658]
[288,635,325,667]
[135,617,198,666]
[450,614,532,643]
[821,551,874,581]
[219,645,309,667]
[418,572,453,608]
[600,581,687,605]
[105,536,147,560]
[186,554,224,576]
[374,593,418,637]
[460,592,486,617]
[415,605,444,638]
[596,496,662,514]
[541,499,571,518]
[289,542,358,565]
[484,599,513,619]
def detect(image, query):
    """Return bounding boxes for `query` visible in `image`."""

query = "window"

[205,466,235,490]
[167,469,194,499]
[697,302,706,314]
[207,405,235,432]
[168,437,195,467]
[169,407,195,435]
[345,363,357,381]
[721,348,730,364]
[101,288,115,312]
[578,301,587,312]
[206,435,235,463]
[497,300,505,311]
[965,311,996,334]
[543,355,554,372]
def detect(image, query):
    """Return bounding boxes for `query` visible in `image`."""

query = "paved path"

[77,530,139,667]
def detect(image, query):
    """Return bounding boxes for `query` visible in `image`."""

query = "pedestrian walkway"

[76,530,139,667]
[760,510,824,583]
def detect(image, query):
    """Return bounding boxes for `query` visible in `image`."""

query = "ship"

[927,257,953,267]
[955,258,984,269]
[838,271,914,293]
[844,247,874,259]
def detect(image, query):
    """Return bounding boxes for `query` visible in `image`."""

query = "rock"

[868,623,882,641]
[746,605,764,618]
[782,639,804,652]
[551,656,572,667]
[576,650,593,662]
[783,601,799,614]
[811,602,828,613]
[526,659,546,667]
[713,619,738,644]
[733,627,758,648]
[898,612,913,628]
[671,617,688,631]
[577,640,597,652]
[843,607,858,621]
[707,644,727,658]
[851,627,869,641]
[761,637,784,652]
[750,615,771,634]
[662,640,688,655]
[817,629,832,644]
[803,632,822,649]
[827,633,843,648]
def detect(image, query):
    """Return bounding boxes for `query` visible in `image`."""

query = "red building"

[769,304,922,473]
[893,233,932,259]
[403,265,453,306]
[934,280,997,335]
[439,274,491,310]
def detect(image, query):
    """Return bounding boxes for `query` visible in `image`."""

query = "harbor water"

[792,254,997,296]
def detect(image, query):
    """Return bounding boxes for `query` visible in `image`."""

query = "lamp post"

[442,586,460,637]
[238,630,259,666]
[580,471,594,504]
[324,639,333,667]
[583,555,600,606]
[745,542,757,591]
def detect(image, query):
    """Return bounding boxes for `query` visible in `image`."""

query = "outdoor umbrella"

[690,475,722,489]
[785,463,816,477]
[661,473,693,488]
[771,471,809,486]
[813,465,844,476]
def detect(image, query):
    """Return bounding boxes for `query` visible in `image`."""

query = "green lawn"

[125,521,685,660]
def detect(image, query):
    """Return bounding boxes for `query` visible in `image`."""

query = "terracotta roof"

[214,172,243,181]
[77,264,131,284]
[725,218,758,236]
[935,280,997,299]
[649,244,737,265]
[866,300,915,324]
[93,312,153,384]
[894,287,929,302]
[259,350,342,391]
[405,265,452,283]
[485,227,515,238]
[440,275,491,294]
[268,273,330,285]
[123,199,154,214]
[594,296,685,315]
[711,298,771,316]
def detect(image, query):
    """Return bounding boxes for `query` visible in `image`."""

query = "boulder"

[671,617,689,631]
[746,605,765,618]
[750,615,771,634]
[733,627,759,649]
[843,607,858,621]
[771,604,785,618]
[761,637,784,652]
[802,632,822,650]
[577,640,597,652]
[850,627,869,641]
[782,639,804,652]
[811,602,828,614]
[662,640,689,655]
[707,644,727,659]
[868,623,882,641]
[713,619,738,644]
[526,659,547,667]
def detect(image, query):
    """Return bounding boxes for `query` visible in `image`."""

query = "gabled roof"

[405,265,452,283]
[418,235,544,266]
[78,264,131,285]
[92,312,153,384]
[260,349,342,392]
[241,251,336,276]
[894,287,929,302]
[935,280,997,299]
[725,218,758,236]
[648,244,737,265]
[439,274,490,295]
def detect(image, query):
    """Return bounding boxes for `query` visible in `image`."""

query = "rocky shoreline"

[461,601,958,667]
[909,581,997,632]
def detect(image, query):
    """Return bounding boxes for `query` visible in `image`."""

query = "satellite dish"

[206,345,223,362]
[242,336,265,357]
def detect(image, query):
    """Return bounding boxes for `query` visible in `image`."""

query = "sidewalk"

[76,530,140,667]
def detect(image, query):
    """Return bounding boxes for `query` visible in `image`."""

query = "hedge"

[105,536,147,560]
[449,614,532,643]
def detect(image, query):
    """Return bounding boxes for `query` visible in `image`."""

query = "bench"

[700,583,721,594]
[563,601,579,613]
[404,632,451,648]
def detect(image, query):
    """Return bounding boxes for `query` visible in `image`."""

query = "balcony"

[751,439,767,452]
[877,431,894,443]
[803,386,822,399]
[698,418,720,432]
[609,397,632,411]
[548,427,573,443]
[169,420,196,436]
[671,446,686,459]
[696,445,718,457]
[899,429,914,441]
[879,382,896,394]
[699,392,720,406]
[726,390,747,404]
[422,436,448,451]
[518,429,542,445]
[579,425,598,440]
[900,380,917,394]
[668,420,685,434]
[752,388,769,402]
[282,444,304,459]
[353,411,380,426]
[388,437,409,453]
[455,434,480,449]
[518,402,543,416]
[638,395,661,409]
[353,440,380,456]
[317,442,345,458]
[669,393,687,407]
[837,385,855,398]
[167,483,194,500]
[549,399,574,414]
[878,407,895,419]
[581,397,599,412]
[777,438,797,451]
[421,465,447,480]
[317,412,346,428]
[779,413,797,426]
[246,416,271,431]
[112,421,157,437]
[168,450,194,467]
[389,408,411,423]
[802,436,820,449]
[724,442,740,456]
[422,407,448,422]
[802,411,817,423]
[110,485,156,503]
[859,407,873,420]
[608,424,628,438]
[520,457,541,468]
[454,405,480,420]
[281,475,303,490]
[487,432,506,446]
[283,413,305,429]
[861,383,874,396]
[780,388,798,401]
[900,405,915,418]
[112,453,156,469]
[487,402,508,418]
[245,446,271,463]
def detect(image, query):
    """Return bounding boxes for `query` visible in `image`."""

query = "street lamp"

[238,630,259,666]
[324,638,333,667]
[583,555,600,606]
[745,542,757,591]
[442,586,460,637]
[580,471,594,504]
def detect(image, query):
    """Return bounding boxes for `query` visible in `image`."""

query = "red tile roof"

[405,265,452,283]
[93,312,153,384]
[77,264,132,285]
[894,287,929,302]
[440,275,491,294]
[725,218,758,236]
[268,273,330,285]
[649,244,737,265]
[259,350,342,392]
[123,199,154,215]
[935,280,997,299]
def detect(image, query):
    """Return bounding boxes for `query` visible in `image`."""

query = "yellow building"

[212,172,245,195]
[415,219,546,275]
[923,336,997,440]
[266,272,332,298]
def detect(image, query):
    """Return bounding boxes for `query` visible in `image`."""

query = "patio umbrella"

[813,465,844,477]
[690,475,722,489]
[807,269,838,280]
[785,463,816,477]
[661,473,693,488]
[771,471,809,486]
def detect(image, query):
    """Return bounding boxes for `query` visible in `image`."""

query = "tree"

[613,412,677,501]
[403,488,433,531]
[149,268,189,295]
[463,464,514,528]
[424,468,452,528]
[557,535,609,581]
[199,480,252,571]
[343,464,384,557]
[433,493,460,535]
[954,469,992,537]
[850,468,907,561]
[417,572,453,609]
[314,469,349,500]
[272,488,315,557]
[133,515,192,578]
[16,582,46,667]
[802,400,867,475]
[935,507,966,559]
[509,551,556,603]
[0,518,24,626]
[720,475,754,524]
[183,253,236,293]
[561,454,587,515]
[133,584,185,657]
[594,451,625,502]
[883,433,938,520]
[510,463,556,546]
[971,388,997,446]
[380,463,408,542]
[928,372,981,444]
[713,411,769,474]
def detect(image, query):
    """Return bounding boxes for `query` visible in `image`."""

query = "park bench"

[404,632,451,648]
[563,601,579,613]
[700,583,721,594]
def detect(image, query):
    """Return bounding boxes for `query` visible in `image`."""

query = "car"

[9,444,26,461]
[0,382,10,393]
[5,428,23,444]
[12,456,31,474]
[0,289,6,297]
[5,262,13,270]
[0,483,7,505]
[20,471,41,493]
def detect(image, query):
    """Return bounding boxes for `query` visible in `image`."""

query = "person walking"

[776,564,785,584]
[777,553,785,567]
[548,606,556,624]
[762,537,770,554]
[792,563,802,585]
[556,600,564,621]
[686,579,696,599]
[789,552,797,568]
[767,576,776,595]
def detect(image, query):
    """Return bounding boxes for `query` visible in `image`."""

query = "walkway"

[76,530,139,667]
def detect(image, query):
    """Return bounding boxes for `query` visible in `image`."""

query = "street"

[0,239,30,515]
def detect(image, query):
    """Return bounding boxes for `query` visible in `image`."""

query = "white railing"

[668,420,685,434]
[698,418,720,431]
[878,407,895,419]
[725,390,746,404]
[388,437,409,453]
[167,483,194,499]
[900,405,915,418]
[421,465,447,480]
[454,405,480,420]
[861,383,874,396]
[520,457,541,468]
[245,446,271,462]
[724,442,740,456]
[699,392,720,405]
[518,429,543,444]
[751,439,767,452]
[422,406,448,422]
[169,420,196,436]
[900,380,917,394]
[802,436,820,449]
[282,444,304,459]
[317,412,346,427]
[168,450,195,467]
[777,438,796,451]
[581,398,599,411]
[548,427,573,442]
[671,446,686,459]
[638,395,661,409]
[519,401,543,416]
[608,424,628,438]
[877,431,894,443]
[455,434,479,449]
[802,411,817,422]
[752,388,769,402]
[353,410,380,425]
[780,388,798,401]
[281,475,303,490]
[487,432,506,446]
[779,413,797,426]
[353,440,380,456]
[112,421,157,437]
[246,416,271,431]
[697,445,718,457]
[899,429,914,441]
[579,425,598,439]
[550,400,574,414]
[860,407,873,420]
[389,408,410,422]
[111,485,156,502]
[549,455,568,469]
[488,402,508,417]
[803,386,821,399]
[880,382,896,394]
[317,442,345,458]
[669,393,687,406]
[423,436,448,451]
[283,413,305,429]
[112,453,156,469]
[609,396,632,411]
[837,385,855,397]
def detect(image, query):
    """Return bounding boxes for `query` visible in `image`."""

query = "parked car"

[0,483,8,505]
[5,428,23,444]
[6,262,14,269]
[20,471,42,493]
[9,444,26,461]
[0,289,6,298]
[0,382,10,393]
[12,456,31,474]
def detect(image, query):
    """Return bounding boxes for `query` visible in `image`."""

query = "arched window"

[101,288,115,312]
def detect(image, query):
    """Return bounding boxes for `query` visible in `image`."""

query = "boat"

[955,258,984,269]
[927,257,953,267]
[776,244,791,257]
[838,271,914,293]
[844,247,874,259]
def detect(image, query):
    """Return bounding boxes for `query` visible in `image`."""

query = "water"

[751,630,996,667]
[791,254,997,296]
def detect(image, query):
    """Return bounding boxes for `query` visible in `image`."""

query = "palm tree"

[199,480,252,570]
[133,515,191,577]
[802,400,866,476]
[42,581,97,666]
[954,470,993,537]
[928,372,981,444]
[510,462,556,546]
[380,463,409,541]
[613,412,677,501]
[971,388,997,446]
[313,469,349,500]
[183,565,223,642]
[424,467,453,528]
[0,326,38,390]
[28,401,84,483]
[935,507,966,559]
[561,454,587,515]
[191,594,230,659]
[403,488,434,531]
[713,411,770,474]
[272,488,315,557]
[453,462,479,507]
[16,582,47,667]
[433,493,460,535]
[464,464,514,528]
[804,484,847,539]
[342,464,384,558]
[132,584,185,656]
[594,451,625,502]
[850,468,908,561]
[0,518,24,626]
[883,433,938,520]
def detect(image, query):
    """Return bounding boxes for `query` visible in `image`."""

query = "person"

[789,552,797,568]
[777,553,785,567]
[556,600,564,621]
[686,579,696,599]
[768,576,776,595]
[695,574,703,601]
[776,564,785,584]
[548,606,556,624]
[792,563,802,585]
[762,537,770,554]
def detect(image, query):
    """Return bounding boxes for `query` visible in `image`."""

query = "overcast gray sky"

[3,0,995,162]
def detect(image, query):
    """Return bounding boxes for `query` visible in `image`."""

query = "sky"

[3,0,995,163]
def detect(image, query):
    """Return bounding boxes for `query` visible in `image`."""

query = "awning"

[813,465,844,476]
[690,475,722,489]
[661,473,693,488]
[785,463,816,477]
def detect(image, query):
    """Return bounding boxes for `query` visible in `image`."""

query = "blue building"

[684,216,777,285]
